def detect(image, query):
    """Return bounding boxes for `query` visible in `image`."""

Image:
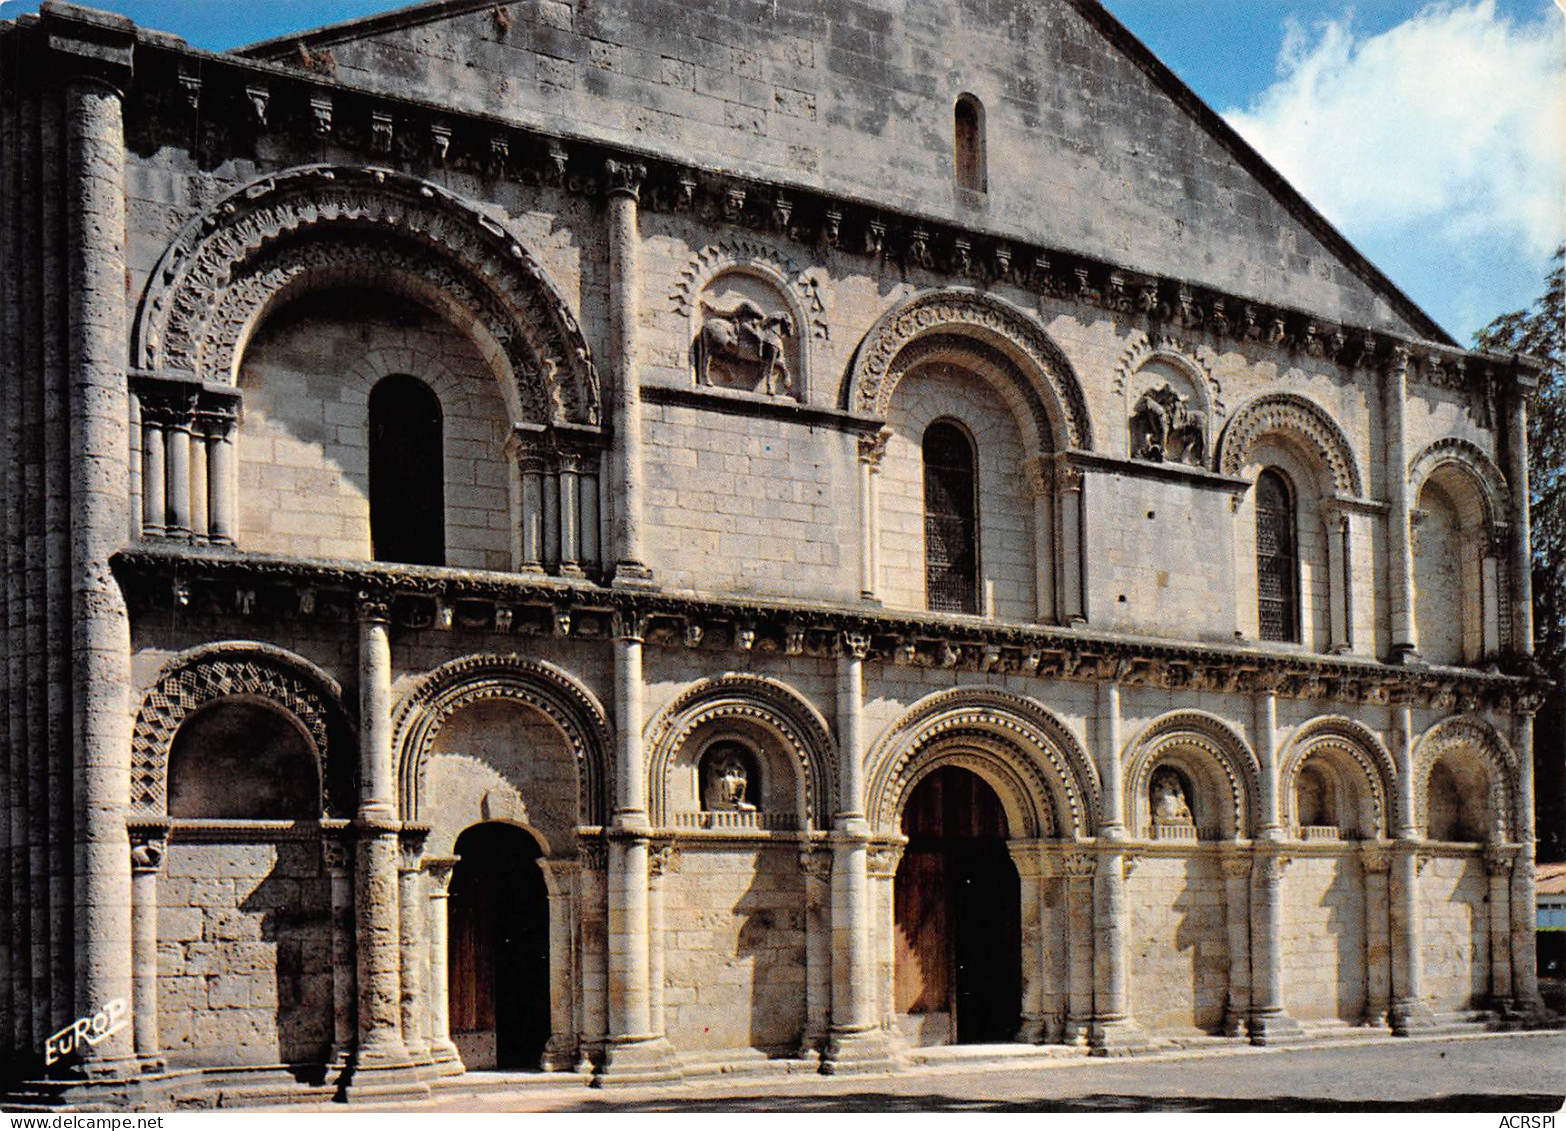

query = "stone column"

[800,849,833,1059]
[1484,845,1515,1015]
[128,825,168,1068]
[1388,700,1432,1033]
[165,420,192,537]
[1248,686,1301,1043]
[856,430,888,601]
[397,827,429,1066]
[646,842,675,1039]
[422,856,462,1074]
[62,29,138,1073]
[1361,843,1392,1028]
[599,614,676,1082]
[1062,851,1096,1045]
[539,858,581,1072]
[1009,840,1049,1043]
[1385,347,1417,662]
[1501,372,1534,657]
[866,844,902,1039]
[557,450,584,578]
[1090,679,1142,1052]
[1022,454,1056,624]
[511,432,546,574]
[207,424,237,544]
[188,424,209,542]
[824,631,891,1072]
[605,159,653,584]
[1055,459,1086,625]
[1219,852,1252,1037]
[1323,503,1353,653]
[323,834,356,1070]
[347,601,424,1100]
[1509,711,1545,1014]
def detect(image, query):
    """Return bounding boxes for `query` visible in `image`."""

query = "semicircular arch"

[1408,438,1511,531]
[1411,713,1520,841]
[1124,710,1261,839]
[1218,393,1363,497]
[135,164,600,426]
[1279,715,1397,838]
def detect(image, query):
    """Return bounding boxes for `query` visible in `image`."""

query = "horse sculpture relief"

[694,299,795,395]
[1131,385,1207,466]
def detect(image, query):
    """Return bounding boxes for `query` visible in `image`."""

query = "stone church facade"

[0,0,1552,1108]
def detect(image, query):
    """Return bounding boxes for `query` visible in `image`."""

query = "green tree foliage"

[1474,246,1565,860]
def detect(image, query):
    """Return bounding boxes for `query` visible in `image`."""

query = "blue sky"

[3,0,1561,342]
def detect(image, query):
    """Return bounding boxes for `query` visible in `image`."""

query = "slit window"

[369,373,445,566]
[955,94,987,193]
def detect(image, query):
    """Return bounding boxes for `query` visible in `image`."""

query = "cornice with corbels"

[34,20,1538,402]
[113,545,1549,716]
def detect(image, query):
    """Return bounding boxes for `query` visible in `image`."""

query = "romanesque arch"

[130,641,352,817]
[1123,711,1261,839]
[1278,716,1397,838]
[1408,438,1511,531]
[864,687,1099,838]
[1411,714,1520,842]
[134,164,600,426]
[643,674,838,830]
[845,288,1092,452]
[1218,393,1364,497]
[392,654,612,831]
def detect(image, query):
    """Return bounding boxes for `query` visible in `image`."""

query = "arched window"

[954,94,986,193]
[369,374,445,566]
[924,421,979,614]
[1256,468,1299,642]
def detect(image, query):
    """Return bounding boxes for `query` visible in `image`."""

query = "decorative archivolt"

[1407,437,1512,530]
[1278,715,1396,838]
[671,239,829,342]
[864,687,1100,838]
[1111,332,1223,414]
[889,735,1061,839]
[130,642,350,816]
[1123,711,1261,839]
[1411,713,1520,841]
[134,164,600,426]
[846,288,1092,452]
[643,674,838,830]
[392,654,612,826]
[1218,393,1364,497]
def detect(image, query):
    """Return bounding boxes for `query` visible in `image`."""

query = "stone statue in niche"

[695,299,795,395]
[1150,767,1194,823]
[1131,385,1206,466]
[703,747,757,811]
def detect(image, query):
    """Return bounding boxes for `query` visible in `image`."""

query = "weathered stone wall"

[661,844,807,1053]
[1281,854,1367,1023]
[1419,854,1489,1013]
[1127,855,1229,1035]
[157,837,333,1067]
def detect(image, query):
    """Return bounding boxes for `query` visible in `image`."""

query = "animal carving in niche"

[1131,385,1206,466]
[694,299,795,395]
[703,747,757,812]
[1151,767,1194,823]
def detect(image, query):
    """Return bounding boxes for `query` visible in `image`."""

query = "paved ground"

[321,1032,1566,1113]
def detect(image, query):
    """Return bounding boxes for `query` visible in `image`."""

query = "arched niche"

[131,642,352,818]
[1218,393,1364,499]
[1278,717,1395,840]
[1410,443,1509,666]
[167,697,320,820]
[1124,712,1260,840]
[1412,714,1519,843]
[644,674,837,832]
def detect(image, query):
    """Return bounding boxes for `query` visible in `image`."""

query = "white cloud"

[1225,2,1565,266]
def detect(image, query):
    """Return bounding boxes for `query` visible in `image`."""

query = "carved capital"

[128,821,170,874]
[1063,851,1097,879]
[322,838,351,874]
[604,158,648,200]
[857,427,891,470]
[1484,844,1517,876]
[399,824,430,872]
[867,844,903,878]
[1219,853,1251,881]
[1360,843,1391,875]
[649,841,680,878]
[799,849,832,882]
[1021,453,1053,498]
[422,855,458,895]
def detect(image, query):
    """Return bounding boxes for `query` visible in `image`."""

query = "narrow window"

[954,94,986,193]
[924,421,979,614]
[369,374,445,566]
[1256,468,1299,642]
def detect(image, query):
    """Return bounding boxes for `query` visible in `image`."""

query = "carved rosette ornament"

[135,165,601,427]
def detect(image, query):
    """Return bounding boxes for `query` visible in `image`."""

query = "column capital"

[357,591,392,625]
[648,841,680,878]
[1021,453,1054,498]
[604,158,647,200]
[398,823,430,872]
[839,630,872,660]
[127,819,169,874]
[422,854,459,894]
[1360,842,1392,874]
[1484,844,1518,876]
[857,426,891,470]
[612,607,651,642]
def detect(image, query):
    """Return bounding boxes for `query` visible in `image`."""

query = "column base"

[541,1035,581,1073]
[821,1026,895,1075]
[1389,998,1439,1036]
[1015,1014,1048,1044]
[592,1035,680,1087]
[1222,1005,1248,1038]
[611,561,656,588]
[427,1039,466,1078]
[1061,1017,1092,1047]
[340,1048,431,1103]
[1088,1017,1150,1056]
[1247,1010,1306,1046]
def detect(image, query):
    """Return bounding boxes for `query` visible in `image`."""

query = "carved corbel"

[178,70,201,110]
[950,237,972,277]
[822,207,843,248]
[736,622,757,651]
[784,625,807,656]
[722,185,747,220]
[683,621,704,649]
[604,158,647,201]
[992,241,1012,281]
[544,141,569,186]
[370,111,394,153]
[865,216,887,257]
[309,94,333,137]
[906,226,933,269]
[430,123,452,162]
[840,630,871,660]
[770,190,793,233]
[244,85,270,128]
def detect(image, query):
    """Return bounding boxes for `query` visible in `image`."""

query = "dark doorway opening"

[448,823,550,1069]
[893,765,1021,1044]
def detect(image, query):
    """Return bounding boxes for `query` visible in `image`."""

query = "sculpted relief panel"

[694,273,799,396]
